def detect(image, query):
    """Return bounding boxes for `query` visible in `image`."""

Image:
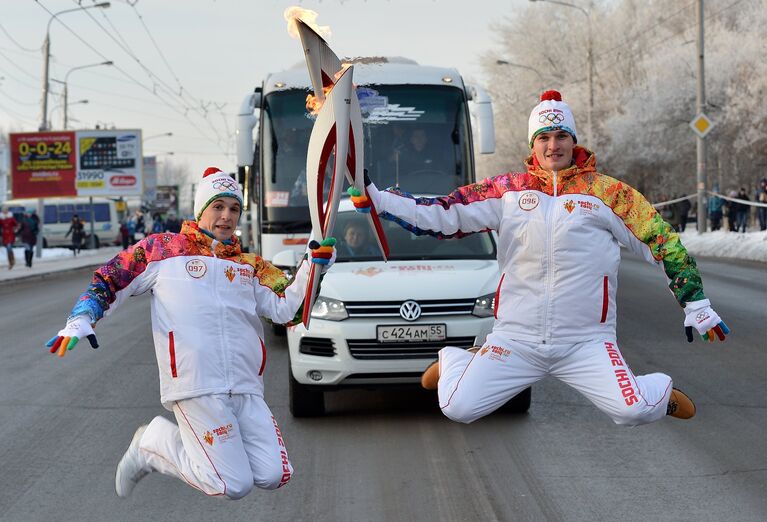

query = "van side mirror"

[272,249,299,269]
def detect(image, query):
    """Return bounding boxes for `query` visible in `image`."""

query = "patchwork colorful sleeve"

[594,174,706,305]
[372,176,509,238]
[69,236,161,323]
[252,256,310,326]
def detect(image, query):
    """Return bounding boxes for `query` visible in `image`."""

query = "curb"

[0,263,104,286]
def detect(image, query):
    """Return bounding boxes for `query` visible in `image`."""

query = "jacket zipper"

[169,331,177,378]
[211,240,233,393]
[541,170,558,343]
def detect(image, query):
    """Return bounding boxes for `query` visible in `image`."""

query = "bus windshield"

[260,85,473,233]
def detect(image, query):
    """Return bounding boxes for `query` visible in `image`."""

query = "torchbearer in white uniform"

[46,167,336,499]
[357,90,730,426]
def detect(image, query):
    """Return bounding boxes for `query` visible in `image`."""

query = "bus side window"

[94,204,110,222]
[44,205,57,225]
[59,204,75,224]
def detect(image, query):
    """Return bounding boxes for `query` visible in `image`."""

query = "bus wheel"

[85,235,100,249]
[42,238,48,248]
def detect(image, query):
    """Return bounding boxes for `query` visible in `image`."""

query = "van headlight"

[472,293,495,317]
[311,296,348,321]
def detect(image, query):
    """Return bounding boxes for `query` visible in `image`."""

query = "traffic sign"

[690,113,714,138]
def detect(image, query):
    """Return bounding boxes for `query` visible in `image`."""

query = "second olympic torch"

[297,17,389,328]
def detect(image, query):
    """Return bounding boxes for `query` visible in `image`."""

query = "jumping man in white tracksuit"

[354,90,730,426]
[46,167,336,499]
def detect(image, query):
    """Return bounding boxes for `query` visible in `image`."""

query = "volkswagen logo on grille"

[399,300,421,321]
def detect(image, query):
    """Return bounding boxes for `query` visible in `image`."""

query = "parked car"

[280,199,531,416]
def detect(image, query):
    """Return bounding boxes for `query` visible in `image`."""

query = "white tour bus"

[235,57,496,259]
[3,197,120,248]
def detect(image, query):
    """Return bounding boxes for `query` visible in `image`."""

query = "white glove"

[683,299,730,343]
[46,315,99,356]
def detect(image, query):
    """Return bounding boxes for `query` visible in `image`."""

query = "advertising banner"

[9,131,77,198]
[75,129,143,196]
[154,185,179,214]
[143,156,157,207]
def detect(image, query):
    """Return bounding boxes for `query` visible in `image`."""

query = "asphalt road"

[0,253,765,522]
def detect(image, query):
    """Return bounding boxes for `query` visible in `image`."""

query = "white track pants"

[138,394,292,499]
[438,333,673,426]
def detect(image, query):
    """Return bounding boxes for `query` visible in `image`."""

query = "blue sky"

[1,0,516,179]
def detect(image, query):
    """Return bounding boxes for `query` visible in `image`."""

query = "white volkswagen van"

[282,199,531,416]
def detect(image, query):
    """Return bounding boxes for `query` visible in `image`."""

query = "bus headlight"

[311,296,348,321]
[472,293,495,317]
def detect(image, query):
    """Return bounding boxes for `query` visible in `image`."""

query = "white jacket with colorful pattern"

[370,147,706,343]
[70,221,309,407]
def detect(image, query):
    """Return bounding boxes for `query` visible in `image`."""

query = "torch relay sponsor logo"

[479,344,511,361]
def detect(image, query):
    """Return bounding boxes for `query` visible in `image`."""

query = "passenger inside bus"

[390,127,453,194]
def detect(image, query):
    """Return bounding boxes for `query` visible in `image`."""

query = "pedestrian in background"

[726,190,739,232]
[755,177,767,231]
[126,214,137,244]
[119,220,130,249]
[678,196,691,232]
[134,210,146,240]
[164,211,181,233]
[151,213,164,234]
[65,214,85,255]
[0,206,18,269]
[708,185,724,231]
[735,187,750,233]
[17,210,38,268]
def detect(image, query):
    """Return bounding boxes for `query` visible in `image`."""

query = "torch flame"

[305,66,354,115]
[306,85,334,115]
[284,6,331,39]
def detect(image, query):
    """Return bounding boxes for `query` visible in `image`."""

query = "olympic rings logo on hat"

[212,178,238,191]
[539,113,565,124]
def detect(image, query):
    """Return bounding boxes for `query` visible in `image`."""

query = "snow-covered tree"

[481,0,767,198]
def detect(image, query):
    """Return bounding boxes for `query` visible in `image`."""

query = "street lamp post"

[40,2,110,132]
[529,0,593,149]
[144,132,173,142]
[37,1,110,258]
[57,61,113,129]
[52,61,113,250]
[49,96,89,128]
[496,60,547,92]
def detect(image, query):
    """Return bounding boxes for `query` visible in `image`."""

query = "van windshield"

[334,209,496,262]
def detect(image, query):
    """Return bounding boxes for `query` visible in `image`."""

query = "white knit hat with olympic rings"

[193,167,243,221]
[527,90,577,148]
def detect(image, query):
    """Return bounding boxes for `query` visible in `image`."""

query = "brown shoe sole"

[667,388,696,419]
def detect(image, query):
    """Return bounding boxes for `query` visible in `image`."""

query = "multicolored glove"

[46,315,99,357]
[308,237,337,271]
[347,186,371,213]
[683,299,730,343]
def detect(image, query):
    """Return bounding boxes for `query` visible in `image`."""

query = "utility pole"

[37,2,111,257]
[696,0,707,233]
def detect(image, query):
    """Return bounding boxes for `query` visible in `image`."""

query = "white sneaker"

[115,425,150,498]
